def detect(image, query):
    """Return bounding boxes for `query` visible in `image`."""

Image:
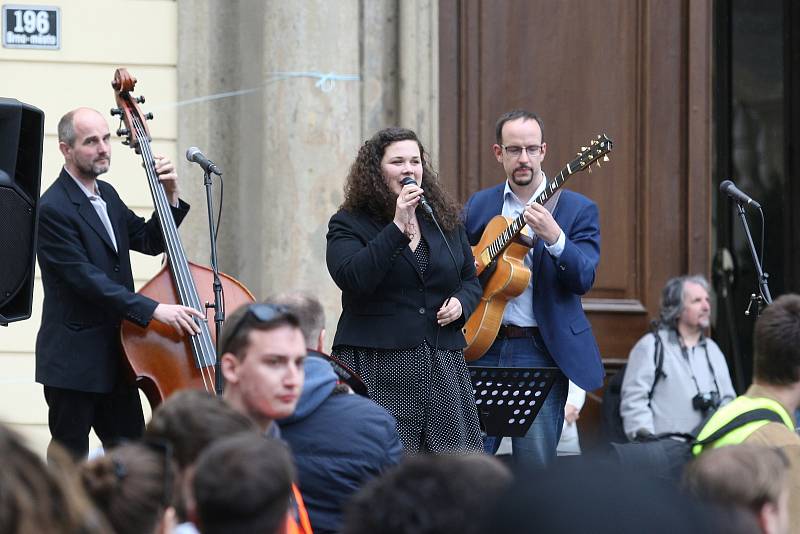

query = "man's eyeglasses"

[501,144,543,158]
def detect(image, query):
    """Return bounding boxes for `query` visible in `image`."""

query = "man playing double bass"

[462,109,603,471]
[36,107,203,460]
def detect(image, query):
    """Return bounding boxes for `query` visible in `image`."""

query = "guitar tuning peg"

[591,139,597,145]
[116,127,129,137]
[576,152,582,157]
[603,155,610,162]
[587,166,592,173]
[596,160,602,168]
[121,139,130,146]
[110,108,123,117]
[136,95,146,104]
[145,112,154,120]
[581,146,588,151]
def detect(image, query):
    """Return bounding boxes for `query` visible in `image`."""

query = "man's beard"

[511,165,535,186]
[76,157,110,178]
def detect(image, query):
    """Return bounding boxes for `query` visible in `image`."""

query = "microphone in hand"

[400,175,433,214]
[186,147,222,176]
[720,179,760,209]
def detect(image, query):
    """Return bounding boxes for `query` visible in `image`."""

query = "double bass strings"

[130,116,217,392]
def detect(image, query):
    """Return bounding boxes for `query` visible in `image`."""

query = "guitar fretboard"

[485,168,569,261]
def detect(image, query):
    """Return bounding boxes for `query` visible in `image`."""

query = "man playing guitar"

[462,109,603,471]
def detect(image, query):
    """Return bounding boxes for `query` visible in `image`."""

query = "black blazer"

[35,169,189,393]
[326,209,481,351]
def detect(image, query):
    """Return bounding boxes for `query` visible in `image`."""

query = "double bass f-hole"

[113,68,254,407]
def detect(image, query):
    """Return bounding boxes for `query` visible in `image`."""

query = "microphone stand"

[734,201,772,317]
[202,169,226,396]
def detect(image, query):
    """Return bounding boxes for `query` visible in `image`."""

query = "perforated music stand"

[468,366,560,438]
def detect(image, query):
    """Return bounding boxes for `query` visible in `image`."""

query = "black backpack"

[609,407,786,481]
[601,326,666,444]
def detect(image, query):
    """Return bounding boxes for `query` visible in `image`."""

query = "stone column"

[399,0,439,163]
[177,0,438,349]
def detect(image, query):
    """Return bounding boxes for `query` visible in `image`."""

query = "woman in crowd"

[81,441,177,534]
[326,127,483,453]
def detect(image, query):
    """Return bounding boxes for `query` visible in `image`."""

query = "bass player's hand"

[153,304,204,336]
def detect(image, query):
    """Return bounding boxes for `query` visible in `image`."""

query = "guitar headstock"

[110,68,153,154]
[567,134,613,175]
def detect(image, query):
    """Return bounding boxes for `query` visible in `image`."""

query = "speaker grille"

[0,186,34,307]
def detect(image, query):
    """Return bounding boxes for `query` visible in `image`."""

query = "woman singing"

[326,127,483,453]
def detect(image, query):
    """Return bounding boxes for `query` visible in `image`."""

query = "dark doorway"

[713,0,800,392]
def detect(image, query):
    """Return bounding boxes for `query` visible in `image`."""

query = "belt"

[497,325,539,339]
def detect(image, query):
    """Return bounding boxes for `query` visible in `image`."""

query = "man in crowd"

[621,275,736,439]
[463,109,602,469]
[193,432,296,534]
[692,294,800,528]
[146,390,258,534]
[270,291,403,534]
[684,444,790,534]
[218,302,312,533]
[36,107,202,460]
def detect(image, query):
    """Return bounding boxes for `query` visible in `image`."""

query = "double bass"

[112,68,254,407]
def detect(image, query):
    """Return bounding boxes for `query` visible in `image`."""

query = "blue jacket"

[279,355,403,533]
[462,184,603,391]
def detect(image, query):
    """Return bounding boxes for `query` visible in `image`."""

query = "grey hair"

[659,275,709,326]
[57,110,78,146]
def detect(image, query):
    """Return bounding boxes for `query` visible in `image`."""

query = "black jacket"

[35,169,189,393]
[326,209,481,350]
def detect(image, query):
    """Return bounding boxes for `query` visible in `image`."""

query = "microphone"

[186,147,222,176]
[400,175,433,214]
[720,180,760,209]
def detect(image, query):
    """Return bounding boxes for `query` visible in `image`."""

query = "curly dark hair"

[340,127,462,232]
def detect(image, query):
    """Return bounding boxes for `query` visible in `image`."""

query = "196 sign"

[2,5,60,50]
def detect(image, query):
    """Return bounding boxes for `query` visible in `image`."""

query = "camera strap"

[678,333,721,398]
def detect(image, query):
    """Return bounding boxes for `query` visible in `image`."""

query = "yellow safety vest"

[692,395,793,456]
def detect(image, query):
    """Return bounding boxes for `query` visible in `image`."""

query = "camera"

[692,391,721,412]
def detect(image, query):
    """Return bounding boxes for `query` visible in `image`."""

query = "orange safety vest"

[287,483,313,534]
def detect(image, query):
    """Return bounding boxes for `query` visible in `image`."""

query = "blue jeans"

[472,334,567,472]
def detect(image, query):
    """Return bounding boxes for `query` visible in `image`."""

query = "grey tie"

[88,193,118,252]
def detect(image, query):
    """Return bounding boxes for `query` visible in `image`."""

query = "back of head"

[486,458,713,534]
[265,291,325,349]
[193,432,295,534]
[80,442,174,534]
[0,423,105,534]
[753,294,800,385]
[342,453,512,534]
[146,389,256,469]
[683,444,789,514]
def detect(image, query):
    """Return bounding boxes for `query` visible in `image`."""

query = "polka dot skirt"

[334,237,483,454]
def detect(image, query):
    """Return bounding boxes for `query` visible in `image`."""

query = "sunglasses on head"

[222,304,291,348]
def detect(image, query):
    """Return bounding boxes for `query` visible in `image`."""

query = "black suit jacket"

[35,169,189,393]
[326,209,481,351]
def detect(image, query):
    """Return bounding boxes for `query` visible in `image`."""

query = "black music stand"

[468,366,561,437]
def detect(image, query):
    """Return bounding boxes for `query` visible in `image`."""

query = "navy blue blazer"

[36,169,189,393]
[326,209,482,351]
[462,183,603,391]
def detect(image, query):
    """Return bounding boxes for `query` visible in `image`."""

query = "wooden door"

[440,0,713,447]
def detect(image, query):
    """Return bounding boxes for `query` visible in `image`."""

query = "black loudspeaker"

[0,97,44,325]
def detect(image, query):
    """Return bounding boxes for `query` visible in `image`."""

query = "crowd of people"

[3,106,799,533]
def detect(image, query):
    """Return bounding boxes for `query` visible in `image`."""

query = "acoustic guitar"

[463,134,613,362]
